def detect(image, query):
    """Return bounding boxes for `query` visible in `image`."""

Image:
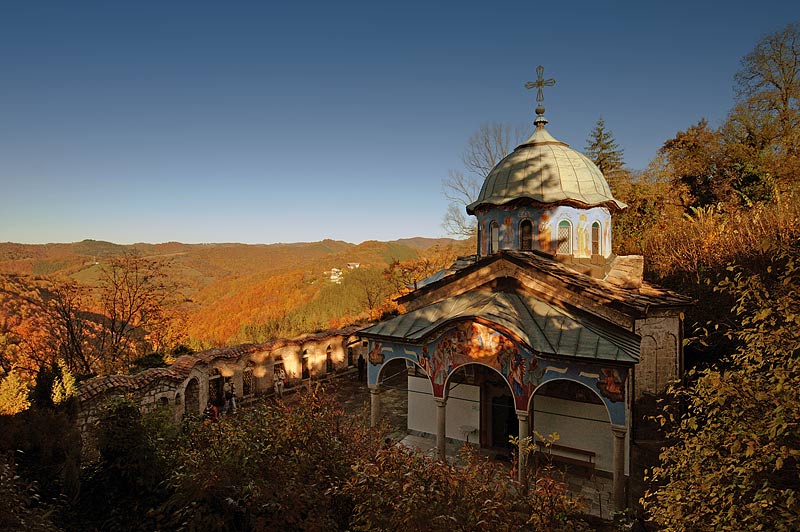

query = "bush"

[0,455,62,532]
[343,443,588,532]
[161,386,385,531]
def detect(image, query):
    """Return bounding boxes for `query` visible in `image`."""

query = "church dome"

[466,118,626,215]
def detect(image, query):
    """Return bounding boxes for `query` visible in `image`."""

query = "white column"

[517,411,530,488]
[369,386,382,428]
[435,397,447,460]
[612,425,627,512]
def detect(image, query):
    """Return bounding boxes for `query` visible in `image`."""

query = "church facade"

[359,70,690,513]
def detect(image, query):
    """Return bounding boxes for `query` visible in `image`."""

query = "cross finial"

[524,65,555,120]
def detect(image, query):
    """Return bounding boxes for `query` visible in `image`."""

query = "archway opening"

[301,350,310,379]
[531,379,612,473]
[377,357,423,434]
[444,363,517,451]
[184,378,200,416]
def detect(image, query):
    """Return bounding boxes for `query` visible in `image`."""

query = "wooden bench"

[533,442,596,476]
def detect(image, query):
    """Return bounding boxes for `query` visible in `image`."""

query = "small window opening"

[591,222,601,255]
[520,220,533,250]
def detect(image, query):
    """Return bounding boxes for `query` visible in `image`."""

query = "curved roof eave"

[466,196,627,215]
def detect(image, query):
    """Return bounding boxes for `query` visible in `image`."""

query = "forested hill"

[0,238,450,278]
[0,237,467,349]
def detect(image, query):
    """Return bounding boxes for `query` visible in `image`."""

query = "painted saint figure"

[538,212,552,253]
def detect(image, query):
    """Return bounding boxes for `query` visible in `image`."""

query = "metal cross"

[525,65,555,104]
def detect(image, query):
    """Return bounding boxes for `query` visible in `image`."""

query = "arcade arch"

[529,378,613,472]
[184,377,200,416]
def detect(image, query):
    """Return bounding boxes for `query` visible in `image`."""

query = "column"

[369,386,382,428]
[517,411,530,488]
[435,397,447,460]
[611,425,627,512]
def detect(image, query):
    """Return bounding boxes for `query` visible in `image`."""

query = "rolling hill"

[0,237,470,347]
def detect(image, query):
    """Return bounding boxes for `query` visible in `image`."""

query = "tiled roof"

[400,251,691,316]
[361,290,640,363]
[77,326,362,402]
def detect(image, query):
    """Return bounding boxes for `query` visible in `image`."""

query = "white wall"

[532,395,613,472]
[407,376,480,442]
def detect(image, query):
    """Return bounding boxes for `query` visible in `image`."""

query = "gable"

[400,251,690,331]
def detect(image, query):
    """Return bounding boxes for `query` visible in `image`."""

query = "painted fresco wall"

[367,321,629,426]
[475,205,612,259]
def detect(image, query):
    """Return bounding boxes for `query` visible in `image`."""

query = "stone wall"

[634,314,683,399]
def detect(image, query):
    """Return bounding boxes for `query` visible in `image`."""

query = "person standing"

[228,381,237,413]
[273,365,286,399]
[357,353,366,383]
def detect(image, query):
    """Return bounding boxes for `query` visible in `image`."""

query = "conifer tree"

[584,117,626,188]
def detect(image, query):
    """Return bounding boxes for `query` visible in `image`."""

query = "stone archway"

[530,378,612,471]
[443,362,516,450]
[184,377,201,416]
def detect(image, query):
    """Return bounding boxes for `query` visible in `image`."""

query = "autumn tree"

[0,369,30,415]
[733,21,800,182]
[0,275,98,377]
[97,255,180,370]
[443,123,526,237]
[643,241,800,530]
[658,119,729,208]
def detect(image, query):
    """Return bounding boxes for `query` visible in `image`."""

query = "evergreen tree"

[584,117,626,187]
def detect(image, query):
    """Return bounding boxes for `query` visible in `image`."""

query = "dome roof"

[466,121,626,214]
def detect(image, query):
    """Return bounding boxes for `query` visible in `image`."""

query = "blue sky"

[1,1,797,245]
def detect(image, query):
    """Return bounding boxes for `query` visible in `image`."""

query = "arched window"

[477,222,483,256]
[489,222,499,254]
[557,220,572,254]
[591,222,601,255]
[519,219,533,250]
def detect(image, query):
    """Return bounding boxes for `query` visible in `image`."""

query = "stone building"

[76,327,365,455]
[359,72,691,515]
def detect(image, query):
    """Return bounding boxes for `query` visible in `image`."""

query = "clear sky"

[1,1,797,245]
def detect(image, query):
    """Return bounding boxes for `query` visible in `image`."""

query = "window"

[520,219,533,250]
[489,222,499,254]
[591,222,601,255]
[557,220,572,254]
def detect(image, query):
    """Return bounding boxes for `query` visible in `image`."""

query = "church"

[358,67,691,514]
